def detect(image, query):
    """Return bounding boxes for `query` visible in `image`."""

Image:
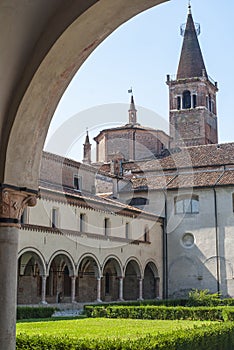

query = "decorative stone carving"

[0,187,37,227]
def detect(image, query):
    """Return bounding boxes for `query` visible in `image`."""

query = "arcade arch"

[78,255,101,302]
[17,249,46,304]
[46,252,75,303]
[143,261,160,299]
[0,1,167,348]
[102,256,123,301]
[123,258,142,300]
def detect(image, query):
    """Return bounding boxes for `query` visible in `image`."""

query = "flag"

[128,88,132,94]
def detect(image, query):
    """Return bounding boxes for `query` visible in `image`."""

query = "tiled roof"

[132,143,234,172]
[132,168,234,191]
[217,170,234,186]
[94,124,170,141]
[129,143,234,190]
[39,185,160,221]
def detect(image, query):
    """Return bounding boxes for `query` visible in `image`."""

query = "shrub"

[16,322,234,350]
[84,296,234,310]
[84,298,187,314]
[187,289,221,307]
[17,306,56,320]
[85,305,234,321]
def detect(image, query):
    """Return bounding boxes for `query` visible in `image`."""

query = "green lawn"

[17,318,214,340]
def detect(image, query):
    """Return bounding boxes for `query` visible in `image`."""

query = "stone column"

[118,277,124,301]
[96,277,102,302]
[138,278,143,300]
[0,186,37,350]
[155,277,160,299]
[71,276,77,303]
[41,275,47,304]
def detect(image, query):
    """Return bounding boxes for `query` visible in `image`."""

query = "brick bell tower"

[167,4,218,147]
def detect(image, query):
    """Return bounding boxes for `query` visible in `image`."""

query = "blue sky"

[45,0,234,161]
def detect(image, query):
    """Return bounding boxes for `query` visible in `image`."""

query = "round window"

[181,233,194,248]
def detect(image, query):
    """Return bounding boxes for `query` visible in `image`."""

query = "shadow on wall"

[168,240,232,298]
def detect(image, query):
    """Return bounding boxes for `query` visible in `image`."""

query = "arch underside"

[17,251,160,304]
[0,0,168,190]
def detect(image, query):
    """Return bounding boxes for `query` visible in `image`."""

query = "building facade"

[17,5,234,305]
[119,143,234,298]
[18,152,163,305]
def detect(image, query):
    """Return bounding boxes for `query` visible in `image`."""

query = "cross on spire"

[188,0,191,14]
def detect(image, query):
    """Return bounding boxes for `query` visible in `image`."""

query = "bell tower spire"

[83,129,92,164]
[177,2,206,80]
[127,89,139,125]
[166,4,218,147]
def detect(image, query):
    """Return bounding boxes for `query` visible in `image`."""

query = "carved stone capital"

[0,187,37,227]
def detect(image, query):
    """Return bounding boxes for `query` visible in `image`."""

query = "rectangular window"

[128,197,149,207]
[104,218,110,236]
[80,213,86,232]
[144,226,150,242]
[51,208,59,228]
[74,175,82,190]
[192,94,197,108]
[125,222,129,239]
[177,96,181,110]
[191,198,199,213]
[175,196,199,214]
[184,198,192,214]
[175,199,183,214]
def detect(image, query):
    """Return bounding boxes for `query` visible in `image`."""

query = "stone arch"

[219,256,233,280]
[143,261,159,299]
[0,1,168,347]
[77,254,101,302]
[102,255,123,277]
[46,251,75,303]
[123,257,143,278]
[47,250,75,276]
[182,90,191,109]
[123,258,142,300]
[2,0,166,189]
[203,256,232,295]
[18,247,46,276]
[77,253,101,277]
[102,256,123,301]
[169,255,201,298]
[17,248,46,304]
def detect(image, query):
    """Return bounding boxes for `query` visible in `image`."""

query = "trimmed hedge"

[84,298,187,308]
[17,306,56,320]
[85,305,234,321]
[84,297,234,309]
[16,322,234,350]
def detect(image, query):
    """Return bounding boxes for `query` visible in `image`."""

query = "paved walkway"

[52,308,83,317]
